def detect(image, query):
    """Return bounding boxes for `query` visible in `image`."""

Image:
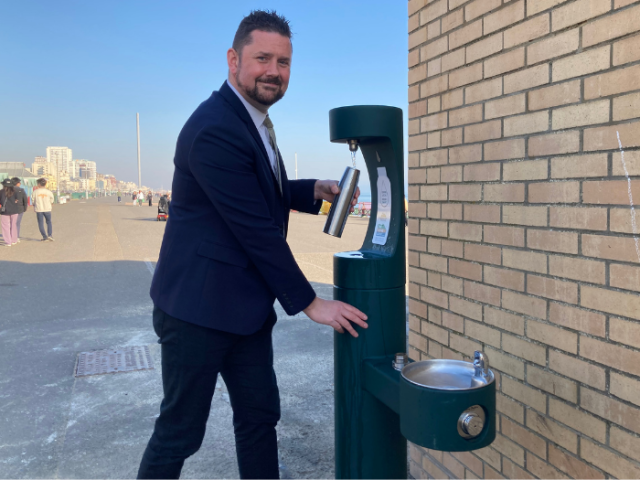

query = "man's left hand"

[314,180,361,213]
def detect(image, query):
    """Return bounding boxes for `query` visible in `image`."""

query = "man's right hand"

[303,297,368,337]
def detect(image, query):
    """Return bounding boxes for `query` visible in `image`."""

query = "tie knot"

[263,116,274,130]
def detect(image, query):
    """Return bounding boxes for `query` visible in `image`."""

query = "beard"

[236,70,285,107]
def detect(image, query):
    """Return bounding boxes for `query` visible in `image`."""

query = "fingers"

[331,182,340,194]
[335,316,358,337]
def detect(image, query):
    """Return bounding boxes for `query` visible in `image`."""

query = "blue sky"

[0,0,407,193]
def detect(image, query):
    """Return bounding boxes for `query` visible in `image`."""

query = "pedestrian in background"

[32,178,55,242]
[11,177,28,243]
[132,192,137,206]
[0,178,21,246]
[147,191,153,207]
[117,190,122,202]
[137,190,144,206]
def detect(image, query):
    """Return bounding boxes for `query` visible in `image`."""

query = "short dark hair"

[232,10,292,56]
[11,177,20,185]
[38,178,47,187]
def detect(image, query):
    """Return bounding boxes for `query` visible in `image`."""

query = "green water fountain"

[326,105,496,479]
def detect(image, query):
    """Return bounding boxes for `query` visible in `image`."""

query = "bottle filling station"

[324,106,496,479]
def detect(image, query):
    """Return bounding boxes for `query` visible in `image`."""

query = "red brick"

[503,159,548,181]
[442,239,464,258]
[613,32,640,66]
[484,1,525,35]
[449,63,483,90]
[527,275,578,304]
[441,203,462,219]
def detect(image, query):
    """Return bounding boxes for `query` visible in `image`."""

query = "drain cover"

[75,345,154,377]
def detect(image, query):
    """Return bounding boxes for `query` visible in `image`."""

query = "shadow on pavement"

[0,260,335,479]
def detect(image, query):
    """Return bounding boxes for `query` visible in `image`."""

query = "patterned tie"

[262,115,283,194]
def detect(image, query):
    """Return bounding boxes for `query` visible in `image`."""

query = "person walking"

[137,11,365,480]
[31,178,55,241]
[137,190,144,206]
[147,191,153,207]
[117,190,122,203]
[0,178,21,246]
[132,192,137,206]
[11,177,28,243]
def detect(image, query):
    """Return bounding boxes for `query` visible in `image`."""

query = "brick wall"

[407,0,640,478]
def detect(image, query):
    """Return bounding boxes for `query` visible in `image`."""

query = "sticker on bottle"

[373,167,391,246]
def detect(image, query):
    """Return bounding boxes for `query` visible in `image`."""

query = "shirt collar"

[226,80,267,130]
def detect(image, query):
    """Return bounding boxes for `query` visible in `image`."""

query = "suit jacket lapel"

[218,82,283,196]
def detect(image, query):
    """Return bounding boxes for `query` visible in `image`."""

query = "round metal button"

[457,405,486,439]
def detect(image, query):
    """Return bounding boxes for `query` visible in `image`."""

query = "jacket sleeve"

[187,118,317,316]
[21,190,28,210]
[288,179,322,215]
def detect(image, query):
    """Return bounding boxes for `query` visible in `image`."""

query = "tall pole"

[295,152,298,180]
[137,113,141,189]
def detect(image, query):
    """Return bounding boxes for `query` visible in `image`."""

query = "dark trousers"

[36,212,52,239]
[137,306,281,479]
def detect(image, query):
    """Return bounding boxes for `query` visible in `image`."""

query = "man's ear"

[227,48,239,75]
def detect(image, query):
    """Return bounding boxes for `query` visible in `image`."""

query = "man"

[138,10,367,480]
[32,178,54,241]
[11,178,28,242]
[117,190,122,202]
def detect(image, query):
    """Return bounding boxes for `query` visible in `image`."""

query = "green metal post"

[330,106,407,480]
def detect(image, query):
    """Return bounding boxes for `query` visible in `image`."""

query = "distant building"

[46,146,73,176]
[75,159,97,181]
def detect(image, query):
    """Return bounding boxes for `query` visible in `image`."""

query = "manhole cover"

[75,345,154,377]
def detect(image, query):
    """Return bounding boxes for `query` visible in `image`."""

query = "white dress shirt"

[227,80,279,174]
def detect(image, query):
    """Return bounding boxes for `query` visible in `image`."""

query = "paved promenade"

[0,196,372,479]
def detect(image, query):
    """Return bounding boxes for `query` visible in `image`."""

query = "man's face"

[228,30,292,111]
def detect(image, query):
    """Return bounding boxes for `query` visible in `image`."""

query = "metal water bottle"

[323,166,360,238]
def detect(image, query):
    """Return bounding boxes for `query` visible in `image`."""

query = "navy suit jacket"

[150,82,320,334]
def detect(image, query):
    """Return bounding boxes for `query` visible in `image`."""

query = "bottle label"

[373,167,391,246]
